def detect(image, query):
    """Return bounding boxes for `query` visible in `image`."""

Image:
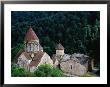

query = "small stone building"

[55,43,64,56]
[17,27,53,72]
[60,53,89,76]
[52,43,65,67]
[52,43,89,76]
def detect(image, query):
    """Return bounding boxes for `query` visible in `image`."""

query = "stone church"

[16,26,90,75]
[16,27,53,72]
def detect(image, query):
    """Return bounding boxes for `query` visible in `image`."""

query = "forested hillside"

[11,11,100,67]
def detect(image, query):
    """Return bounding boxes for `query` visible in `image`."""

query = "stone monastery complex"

[16,27,90,76]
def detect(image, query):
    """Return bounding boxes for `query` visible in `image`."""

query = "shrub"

[11,64,64,77]
[34,64,53,77]
[34,64,63,77]
[11,64,30,77]
[51,67,63,77]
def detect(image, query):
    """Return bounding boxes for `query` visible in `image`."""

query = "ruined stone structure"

[52,44,89,76]
[60,53,89,75]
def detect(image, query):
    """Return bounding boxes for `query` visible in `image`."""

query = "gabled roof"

[25,26,39,42]
[17,50,45,67]
[16,48,45,67]
[29,51,45,67]
[33,51,44,60]
[16,49,32,60]
[55,43,64,50]
[29,60,40,67]
[22,52,32,60]
[16,49,25,58]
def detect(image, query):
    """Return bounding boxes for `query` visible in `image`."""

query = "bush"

[11,64,31,77]
[34,64,63,77]
[34,64,53,77]
[11,64,64,77]
[51,67,63,77]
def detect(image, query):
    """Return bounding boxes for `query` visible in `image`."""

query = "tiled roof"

[16,49,25,58]
[29,51,45,67]
[25,27,39,41]
[22,52,32,60]
[33,51,44,60]
[16,50,45,67]
[55,43,64,50]
[29,60,40,67]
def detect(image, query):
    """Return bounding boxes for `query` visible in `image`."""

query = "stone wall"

[29,52,53,72]
[25,40,40,53]
[56,50,64,56]
[53,59,59,67]
[39,52,53,66]
[60,59,87,76]
[17,54,30,70]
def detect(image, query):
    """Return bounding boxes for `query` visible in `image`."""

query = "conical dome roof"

[55,43,64,50]
[25,27,39,41]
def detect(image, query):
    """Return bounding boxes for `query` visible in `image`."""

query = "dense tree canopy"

[11,11,100,66]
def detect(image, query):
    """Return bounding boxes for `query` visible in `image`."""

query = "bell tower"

[24,26,39,53]
[55,43,64,56]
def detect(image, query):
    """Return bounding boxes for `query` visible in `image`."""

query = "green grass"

[80,72,98,77]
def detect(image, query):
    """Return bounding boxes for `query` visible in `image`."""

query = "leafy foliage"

[11,43,24,61]
[11,64,31,77]
[80,72,97,77]
[11,64,63,77]
[34,64,63,77]
[51,67,63,77]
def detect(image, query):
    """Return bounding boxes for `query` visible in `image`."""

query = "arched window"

[26,44,29,52]
[71,65,72,69]
[36,43,39,51]
[30,43,31,51]
[30,43,34,52]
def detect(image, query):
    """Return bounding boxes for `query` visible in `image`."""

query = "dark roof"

[33,51,44,60]
[25,27,39,41]
[29,60,40,67]
[22,52,32,60]
[16,49,25,58]
[16,49,32,60]
[29,51,45,67]
[55,43,64,50]
[16,50,45,67]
